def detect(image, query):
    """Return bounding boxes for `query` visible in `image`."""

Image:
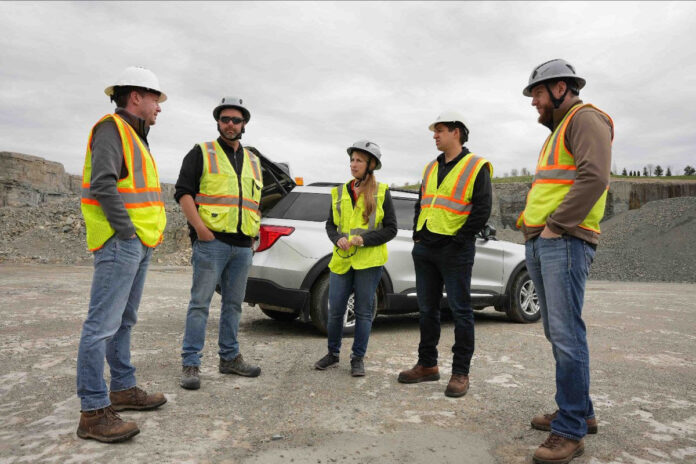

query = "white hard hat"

[213,96,250,122]
[347,140,382,170]
[104,66,167,103]
[428,110,467,131]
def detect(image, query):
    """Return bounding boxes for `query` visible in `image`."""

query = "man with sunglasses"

[175,97,263,390]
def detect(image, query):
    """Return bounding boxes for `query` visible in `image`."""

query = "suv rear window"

[266,192,331,222]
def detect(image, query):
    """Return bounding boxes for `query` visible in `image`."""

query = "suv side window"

[266,192,331,222]
[392,197,416,230]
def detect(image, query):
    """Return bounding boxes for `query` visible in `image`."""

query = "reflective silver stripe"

[546,130,563,167]
[205,142,219,174]
[130,134,146,189]
[82,187,161,204]
[241,198,259,212]
[245,149,261,181]
[335,186,344,218]
[533,169,576,182]
[349,197,383,234]
[431,197,472,213]
[194,194,238,206]
[452,155,483,200]
[421,160,437,191]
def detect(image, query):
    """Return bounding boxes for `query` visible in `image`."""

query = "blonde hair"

[353,151,378,224]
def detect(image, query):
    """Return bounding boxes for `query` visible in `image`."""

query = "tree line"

[620,165,695,177]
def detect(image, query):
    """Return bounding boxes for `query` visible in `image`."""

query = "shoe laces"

[184,366,199,376]
[104,406,123,423]
[541,434,564,449]
[131,386,148,402]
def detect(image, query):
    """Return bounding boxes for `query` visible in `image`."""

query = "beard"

[537,103,554,130]
[218,125,241,142]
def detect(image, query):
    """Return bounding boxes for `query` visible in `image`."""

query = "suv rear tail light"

[255,225,295,252]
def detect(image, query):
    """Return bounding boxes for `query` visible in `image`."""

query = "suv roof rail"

[390,187,419,194]
[307,182,342,187]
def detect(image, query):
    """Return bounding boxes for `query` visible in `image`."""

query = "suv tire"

[505,270,540,323]
[309,272,378,336]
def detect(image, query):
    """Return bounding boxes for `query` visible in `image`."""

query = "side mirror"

[478,224,497,241]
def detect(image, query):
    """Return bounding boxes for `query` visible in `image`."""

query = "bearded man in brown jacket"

[517,59,613,464]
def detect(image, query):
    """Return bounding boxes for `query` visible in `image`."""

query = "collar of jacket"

[551,96,583,131]
[115,108,149,140]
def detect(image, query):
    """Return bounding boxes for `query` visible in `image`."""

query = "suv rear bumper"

[244,277,309,312]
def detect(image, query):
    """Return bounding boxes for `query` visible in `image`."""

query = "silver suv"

[245,153,539,334]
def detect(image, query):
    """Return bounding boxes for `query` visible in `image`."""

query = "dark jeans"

[412,239,476,375]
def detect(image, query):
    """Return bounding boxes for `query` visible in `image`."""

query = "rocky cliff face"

[0,151,176,207]
[2,151,695,231]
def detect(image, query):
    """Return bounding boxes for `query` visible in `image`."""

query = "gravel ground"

[1,196,694,282]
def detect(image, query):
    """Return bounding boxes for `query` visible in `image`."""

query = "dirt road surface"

[1,264,695,463]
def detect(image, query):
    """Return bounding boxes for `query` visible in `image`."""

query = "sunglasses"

[219,116,244,125]
[335,246,357,259]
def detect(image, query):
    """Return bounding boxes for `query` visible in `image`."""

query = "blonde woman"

[314,140,397,376]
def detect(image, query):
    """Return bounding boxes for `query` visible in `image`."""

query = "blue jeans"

[412,239,476,375]
[525,235,596,440]
[181,239,253,366]
[327,266,383,359]
[76,236,152,411]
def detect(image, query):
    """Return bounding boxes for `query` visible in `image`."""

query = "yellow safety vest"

[81,114,166,251]
[328,182,389,274]
[416,153,493,235]
[195,141,263,237]
[516,103,614,233]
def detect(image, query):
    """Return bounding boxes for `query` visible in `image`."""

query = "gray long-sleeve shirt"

[88,108,151,239]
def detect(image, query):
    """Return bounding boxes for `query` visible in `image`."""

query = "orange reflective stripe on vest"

[517,103,614,232]
[417,153,492,235]
[81,113,166,250]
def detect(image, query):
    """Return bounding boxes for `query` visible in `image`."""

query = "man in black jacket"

[398,111,492,398]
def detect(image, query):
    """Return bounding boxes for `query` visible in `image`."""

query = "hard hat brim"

[347,147,381,170]
[523,76,586,97]
[104,85,167,103]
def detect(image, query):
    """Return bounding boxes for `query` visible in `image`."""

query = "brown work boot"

[531,410,598,434]
[533,433,584,464]
[76,406,140,443]
[109,386,167,411]
[397,364,440,384]
[444,374,469,397]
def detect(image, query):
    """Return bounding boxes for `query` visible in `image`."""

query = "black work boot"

[350,357,365,377]
[314,353,339,370]
[219,354,261,377]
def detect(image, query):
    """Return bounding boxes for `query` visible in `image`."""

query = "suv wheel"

[260,306,299,322]
[309,272,378,335]
[506,270,540,323]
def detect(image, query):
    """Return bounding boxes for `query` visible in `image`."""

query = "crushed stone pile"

[0,198,192,266]
[591,196,696,282]
[1,196,694,283]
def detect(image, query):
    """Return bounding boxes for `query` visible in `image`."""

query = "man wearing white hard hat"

[398,112,492,398]
[175,97,262,390]
[76,66,167,443]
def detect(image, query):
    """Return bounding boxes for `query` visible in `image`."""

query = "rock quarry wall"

[2,150,695,230]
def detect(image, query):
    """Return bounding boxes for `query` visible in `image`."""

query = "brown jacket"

[522,97,613,245]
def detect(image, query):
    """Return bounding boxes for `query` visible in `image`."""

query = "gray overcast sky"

[1,1,695,184]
